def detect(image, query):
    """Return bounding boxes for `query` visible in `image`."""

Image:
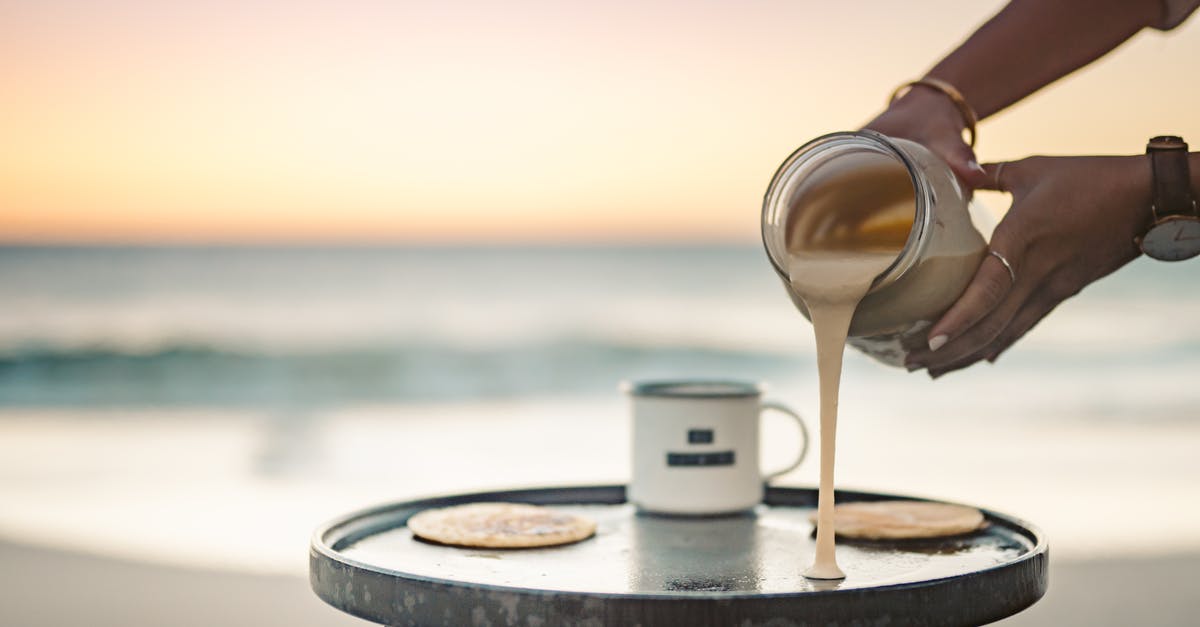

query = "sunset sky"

[3,1,1198,244]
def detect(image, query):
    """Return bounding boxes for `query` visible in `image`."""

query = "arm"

[867,0,1168,185]
[924,0,1165,119]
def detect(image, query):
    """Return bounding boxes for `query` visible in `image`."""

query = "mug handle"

[760,401,809,482]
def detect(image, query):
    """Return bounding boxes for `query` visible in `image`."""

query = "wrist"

[1136,150,1200,219]
[1191,153,1200,198]
[1119,151,1200,232]
[922,69,990,119]
[887,84,966,131]
[1118,153,1156,234]
[1136,148,1200,260]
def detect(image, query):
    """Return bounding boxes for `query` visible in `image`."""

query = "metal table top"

[310,484,1047,627]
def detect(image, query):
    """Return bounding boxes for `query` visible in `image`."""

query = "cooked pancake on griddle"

[408,502,596,548]
[810,500,985,540]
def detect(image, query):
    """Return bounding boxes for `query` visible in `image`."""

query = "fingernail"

[968,160,985,174]
[928,335,948,351]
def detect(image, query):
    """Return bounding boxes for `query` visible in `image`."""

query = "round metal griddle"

[310,485,1047,627]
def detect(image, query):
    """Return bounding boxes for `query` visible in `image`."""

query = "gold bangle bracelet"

[889,77,978,148]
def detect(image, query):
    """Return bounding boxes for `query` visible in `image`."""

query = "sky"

[2,0,1198,244]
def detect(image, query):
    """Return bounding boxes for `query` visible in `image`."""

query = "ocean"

[4,244,1199,409]
[0,245,804,406]
[1,244,1198,573]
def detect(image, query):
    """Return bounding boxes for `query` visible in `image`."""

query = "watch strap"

[1147,135,1196,219]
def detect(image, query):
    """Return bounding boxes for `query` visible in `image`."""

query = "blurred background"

[2,1,1198,625]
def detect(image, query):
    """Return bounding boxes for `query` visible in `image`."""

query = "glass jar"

[761,130,988,366]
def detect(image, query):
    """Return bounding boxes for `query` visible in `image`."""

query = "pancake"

[810,500,986,540]
[407,502,597,548]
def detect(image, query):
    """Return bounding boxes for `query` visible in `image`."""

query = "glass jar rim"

[760,130,933,292]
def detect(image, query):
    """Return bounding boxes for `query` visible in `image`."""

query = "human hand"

[864,86,990,188]
[905,154,1154,377]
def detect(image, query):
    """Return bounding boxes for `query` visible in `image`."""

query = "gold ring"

[989,250,1016,284]
[889,77,978,148]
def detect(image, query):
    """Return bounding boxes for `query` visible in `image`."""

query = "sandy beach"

[1,401,1199,625]
[1,538,1196,626]
[0,539,359,627]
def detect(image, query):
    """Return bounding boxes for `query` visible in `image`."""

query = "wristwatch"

[1139,135,1200,261]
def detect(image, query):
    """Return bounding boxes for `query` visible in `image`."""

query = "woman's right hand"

[904,154,1152,377]
[863,86,990,189]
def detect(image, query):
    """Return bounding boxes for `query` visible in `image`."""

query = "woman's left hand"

[864,87,991,189]
[905,154,1154,377]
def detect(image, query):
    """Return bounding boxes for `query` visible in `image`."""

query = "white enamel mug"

[624,380,809,516]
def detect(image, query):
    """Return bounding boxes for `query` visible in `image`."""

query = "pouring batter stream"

[784,158,913,580]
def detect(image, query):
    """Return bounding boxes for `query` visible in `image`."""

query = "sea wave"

[0,339,802,407]
[5,333,1200,410]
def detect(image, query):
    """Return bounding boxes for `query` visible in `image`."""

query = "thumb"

[976,162,1011,192]
[931,138,989,189]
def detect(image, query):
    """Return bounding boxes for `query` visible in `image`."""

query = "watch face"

[1141,217,1200,261]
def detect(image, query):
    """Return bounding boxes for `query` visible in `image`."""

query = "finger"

[925,287,1055,377]
[917,285,1028,372]
[930,137,989,189]
[920,250,1017,353]
[926,339,993,378]
[976,162,1012,192]
[984,293,1061,363]
[926,353,986,379]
